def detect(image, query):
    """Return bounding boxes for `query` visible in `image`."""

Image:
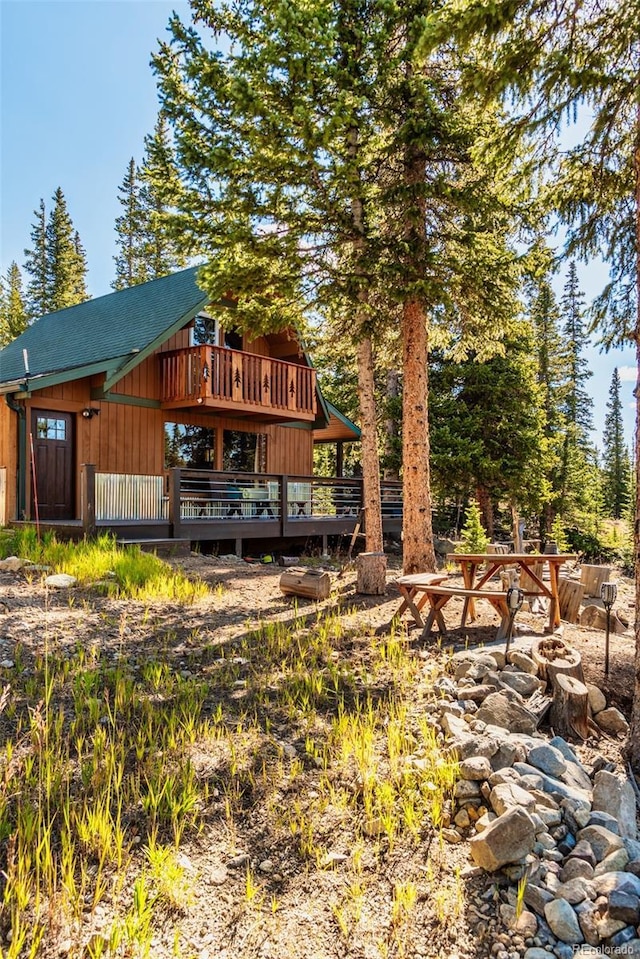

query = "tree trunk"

[627,102,640,773]
[476,485,494,539]
[383,368,400,481]
[356,336,383,556]
[402,297,436,573]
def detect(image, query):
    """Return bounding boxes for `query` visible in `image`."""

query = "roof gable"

[0,267,209,389]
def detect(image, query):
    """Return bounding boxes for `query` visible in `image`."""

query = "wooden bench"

[394,573,449,627]
[419,585,511,641]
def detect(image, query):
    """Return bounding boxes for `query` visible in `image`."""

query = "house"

[0,268,402,553]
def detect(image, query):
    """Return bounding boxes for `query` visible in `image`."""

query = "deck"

[26,467,403,552]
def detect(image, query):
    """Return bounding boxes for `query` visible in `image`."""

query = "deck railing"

[160,345,317,418]
[80,467,403,536]
[95,472,168,521]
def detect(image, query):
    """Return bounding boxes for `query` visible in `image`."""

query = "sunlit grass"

[0,527,207,601]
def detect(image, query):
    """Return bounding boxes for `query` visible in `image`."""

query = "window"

[192,312,219,346]
[223,430,267,472]
[36,417,66,440]
[164,423,216,470]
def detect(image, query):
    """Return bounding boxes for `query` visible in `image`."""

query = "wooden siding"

[313,412,360,443]
[0,401,17,521]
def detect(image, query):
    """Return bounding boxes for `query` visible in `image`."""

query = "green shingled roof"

[0,267,208,389]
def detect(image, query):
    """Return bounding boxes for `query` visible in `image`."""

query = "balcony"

[160,345,317,423]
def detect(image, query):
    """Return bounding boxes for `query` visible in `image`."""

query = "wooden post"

[280,474,289,537]
[168,468,182,538]
[558,576,584,623]
[81,464,96,538]
[356,551,387,595]
[580,564,613,598]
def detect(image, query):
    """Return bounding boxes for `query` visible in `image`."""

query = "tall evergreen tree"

[140,113,187,279]
[560,262,593,444]
[112,158,149,290]
[24,199,49,317]
[151,0,523,573]
[46,188,88,311]
[0,262,28,346]
[602,368,631,519]
[24,190,88,316]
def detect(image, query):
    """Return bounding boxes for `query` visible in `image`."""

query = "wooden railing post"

[168,468,182,538]
[280,474,288,537]
[81,464,96,539]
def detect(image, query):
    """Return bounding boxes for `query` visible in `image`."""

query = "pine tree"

[560,262,593,445]
[140,113,187,279]
[46,188,88,311]
[602,368,631,519]
[455,500,490,553]
[0,262,29,346]
[151,0,524,573]
[24,199,49,317]
[23,190,88,316]
[113,158,149,290]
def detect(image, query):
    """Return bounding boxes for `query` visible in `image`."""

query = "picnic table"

[446,552,577,633]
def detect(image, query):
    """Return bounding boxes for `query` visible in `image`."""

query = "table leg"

[397,588,424,627]
[547,561,561,630]
[422,596,449,639]
[461,562,477,624]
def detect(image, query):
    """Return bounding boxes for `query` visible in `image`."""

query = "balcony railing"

[80,467,403,539]
[160,345,317,420]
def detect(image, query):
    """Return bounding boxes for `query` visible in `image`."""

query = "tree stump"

[580,564,613,598]
[279,568,331,600]
[356,552,387,595]
[531,636,585,685]
[558,576,584,623]
[549,674,590,741]
[579,604,627,634]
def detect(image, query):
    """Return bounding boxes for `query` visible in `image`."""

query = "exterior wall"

[0,400,18,522]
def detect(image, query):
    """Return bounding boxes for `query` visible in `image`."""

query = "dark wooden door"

[30,411,75,520]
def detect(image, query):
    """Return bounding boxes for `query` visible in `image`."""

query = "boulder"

[44,573,78,589]
[595,707,630,736]
[507,650,539,675]
[527,743,567,779]
[459,756,492,781]
[475,692,538,735]
[585,683,606,715]
[576,825,624,863]
[544,897,584,944]
[469,806,536,871]
[592,770,637,840]
[490,781,537,816]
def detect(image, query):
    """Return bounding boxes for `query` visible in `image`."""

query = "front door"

[30,411,75,520]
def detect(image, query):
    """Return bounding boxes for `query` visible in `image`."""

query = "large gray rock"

[469,806,536,871]
[585,682,606,715]
[507,649,539,674]
[544,897,584,944]
[476,692,538,735]
[608,888,640,925]
[554,877,594,905]
[560,857,594,883]
[499,670,545,697]
[524,882,555,917]
[527,743,567,778]
[548,737,593,792]
[595,707,630,736]
[593,847,629,876]
[592,769,637,840]
[513,762,592,806]
[490,781,537,816]
[459,756,492,781]
[593,871,640,898]
[575,899,601,947]
[44,573,78,589]
[576,825,624,863]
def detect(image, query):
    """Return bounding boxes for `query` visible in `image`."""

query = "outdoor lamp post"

[600,581,618,679]
[505,586,525,659]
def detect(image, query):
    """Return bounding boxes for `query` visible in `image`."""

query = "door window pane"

[36,417,66,440]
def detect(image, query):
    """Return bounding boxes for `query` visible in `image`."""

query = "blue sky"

[0,0,636,447]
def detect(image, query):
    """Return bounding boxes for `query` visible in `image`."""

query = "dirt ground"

[0,551,635,959]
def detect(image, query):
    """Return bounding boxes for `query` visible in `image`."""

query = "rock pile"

[434,646,640,958]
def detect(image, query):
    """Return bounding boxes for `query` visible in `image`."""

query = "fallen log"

[279,568,332,600]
